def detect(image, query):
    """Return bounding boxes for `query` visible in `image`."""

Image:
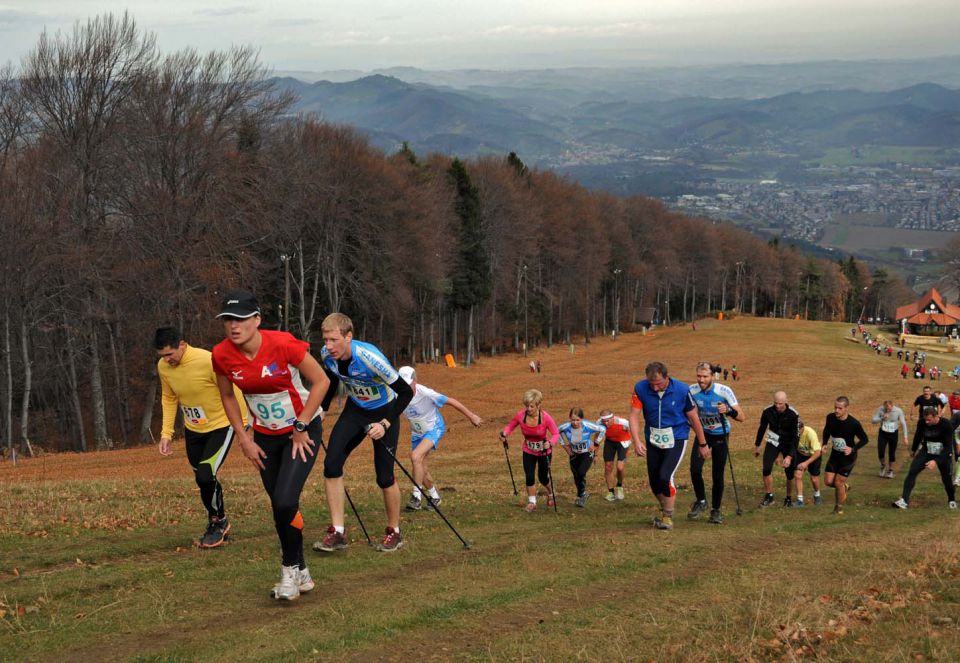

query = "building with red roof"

[895,287,960,335]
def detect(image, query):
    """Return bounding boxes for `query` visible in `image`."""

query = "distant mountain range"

[273,69,960,163]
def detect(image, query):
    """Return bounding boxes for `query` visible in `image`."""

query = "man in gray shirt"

[872,400,908,479]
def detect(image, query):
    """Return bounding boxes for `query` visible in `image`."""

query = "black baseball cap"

[217,290,261,319]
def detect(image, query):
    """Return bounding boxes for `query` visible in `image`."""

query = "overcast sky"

[1,1,958,71]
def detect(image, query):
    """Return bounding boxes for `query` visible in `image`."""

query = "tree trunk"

[19,316,33,456]
[3,303,11,453]
[466,305,475,366]
[64,325,87,452]
[90,325,112,450]
[451,308,459,363]
[601,292,607,337]
[514,265,522,351]
[721,272,728,311]
[107,321,131,445]
[139,371,158,443]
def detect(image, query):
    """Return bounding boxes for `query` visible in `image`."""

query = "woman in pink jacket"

[500,389,560,512]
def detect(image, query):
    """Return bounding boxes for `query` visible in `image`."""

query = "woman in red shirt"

[212,291,330,601]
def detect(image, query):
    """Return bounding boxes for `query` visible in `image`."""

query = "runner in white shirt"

[398,366,483,511]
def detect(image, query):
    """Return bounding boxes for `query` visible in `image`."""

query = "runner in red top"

[598,410,632,501]
[211,291,331,602]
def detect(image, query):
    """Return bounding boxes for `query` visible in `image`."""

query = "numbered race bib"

[346,382,385,403]
[881,420,899,433]
[701,414,723,432]
[526,439,547,452]
[246,392,297,431]
[410,418,428,435]
[927,441,944,455]
[831,437,847,451]
[181,405,208,426]
[765,431,780,447]
[649,427,676,449]
[620,440,632,449]
[572,441,590,453]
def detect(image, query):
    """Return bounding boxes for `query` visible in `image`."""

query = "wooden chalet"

[895,287,960,335]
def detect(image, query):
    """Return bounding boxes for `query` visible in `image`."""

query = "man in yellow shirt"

[793,418,823,507]
[155,327,247,548]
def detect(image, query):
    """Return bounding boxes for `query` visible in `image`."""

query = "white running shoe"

[949,501,958,510]
[892,498,908,510]
[298,567,315,593]
[615,486,625,501]
[271,565,301,600]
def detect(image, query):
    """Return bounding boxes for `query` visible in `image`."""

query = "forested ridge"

[0,14,911,453]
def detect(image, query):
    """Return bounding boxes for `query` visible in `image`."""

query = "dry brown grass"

[2,316,959,662]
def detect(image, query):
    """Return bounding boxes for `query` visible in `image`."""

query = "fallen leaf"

[818,595,832,605]
[12,568,19,577]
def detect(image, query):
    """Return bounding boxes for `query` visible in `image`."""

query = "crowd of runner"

[155,295,960,599]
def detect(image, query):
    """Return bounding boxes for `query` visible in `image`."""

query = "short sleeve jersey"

[914,395,940,413]
[320,340,399,410]
[403,384,448,436]
[689,382,739,436]
[631,378,696,442]
[211,330,312,435]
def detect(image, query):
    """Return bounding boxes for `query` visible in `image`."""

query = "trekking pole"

[720,412,744,516]
[373,434,472,550]
[545,444,559,513]
[500,434,519,495]
[316,437,373,547]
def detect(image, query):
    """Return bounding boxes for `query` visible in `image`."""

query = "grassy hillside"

[2,317,959,662]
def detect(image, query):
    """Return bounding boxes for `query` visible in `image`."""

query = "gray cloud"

[0,7,47,30]
[194,6,257,18]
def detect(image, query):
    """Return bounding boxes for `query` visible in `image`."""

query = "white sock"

[813,491,821,497]
[428,487,440,499]
[528,495,537,504]
[334,525,344,534]
[412,488,422,499]
[392,526,400,534]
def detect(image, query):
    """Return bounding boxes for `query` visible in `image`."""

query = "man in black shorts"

[754,391,800,507]
[892,406,958,510]
[822,396,869,515]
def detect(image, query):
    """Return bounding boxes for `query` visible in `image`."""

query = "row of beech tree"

[0,14,912,454]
